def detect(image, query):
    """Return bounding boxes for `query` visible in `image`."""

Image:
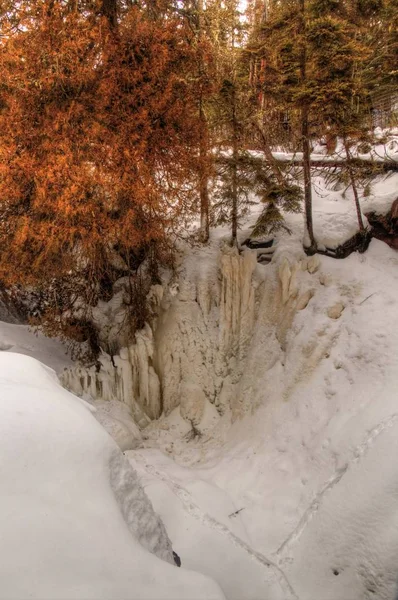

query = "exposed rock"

[241,237,274,249]
[315,230,372,259]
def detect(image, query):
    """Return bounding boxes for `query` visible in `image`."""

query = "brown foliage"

[0,1,201,355]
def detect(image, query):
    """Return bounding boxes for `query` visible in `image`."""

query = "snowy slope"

[123,236,398,600]
[206,240,398,599]
[0,352,224,600]
[0,321,71,371]
[122,174,398,600]
[2,169,398,600]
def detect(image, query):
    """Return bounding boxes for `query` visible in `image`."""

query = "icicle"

[60,244,314,428]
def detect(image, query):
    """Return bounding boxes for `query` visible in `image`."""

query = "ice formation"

[61,244,319,431]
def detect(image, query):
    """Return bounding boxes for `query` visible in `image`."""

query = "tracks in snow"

[276,412,398,558]
[132,412,398,600]
[132,452,299,600]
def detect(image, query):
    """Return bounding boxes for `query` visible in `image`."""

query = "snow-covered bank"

[0,352,224,600]
[124,238,398,600]
[0,320,71,371]
[3,170,398,599]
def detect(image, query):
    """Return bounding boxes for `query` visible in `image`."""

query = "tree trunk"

[101,0,118,29]
[299,0,316,252]
[199,96,210,242]
[46,0,55,17]
[231,85,238,246]
[343,138,365,232]
[254,120,285,185]
[302,105,316,251]
[198,0,210,243]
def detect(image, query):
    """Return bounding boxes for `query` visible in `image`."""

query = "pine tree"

[211,0,255,245]
[251,178,302,237]
[245,0,304,239]
[190,0,214,243]
[250,0,317,250]
[251,0,381,252]
[0,0,201,356]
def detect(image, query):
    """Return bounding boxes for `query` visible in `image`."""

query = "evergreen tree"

[0,0,201,356]
[251,0,381,252]
[251,177,302,237]
[250,0,316,250]
[211,0,255,244]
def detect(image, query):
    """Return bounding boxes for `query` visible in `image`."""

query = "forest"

[0,0,396,359]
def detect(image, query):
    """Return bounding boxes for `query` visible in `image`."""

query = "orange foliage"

[0,1,201,352]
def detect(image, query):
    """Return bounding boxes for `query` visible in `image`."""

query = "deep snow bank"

[0,352,223,600]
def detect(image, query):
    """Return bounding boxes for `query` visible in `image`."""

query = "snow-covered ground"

[0,319,71,371]
[138,239,398,600]
[0,352,224,599]
[273,127,398,163]
[126,172,398,600]
[1,167,398,599]
[125,238,398,598]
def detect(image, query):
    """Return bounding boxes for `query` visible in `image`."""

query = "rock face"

[61,244,318,430]
[366,198,398,250]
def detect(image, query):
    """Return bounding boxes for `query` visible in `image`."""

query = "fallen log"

[305,230,372,259]
[272,158,398,173]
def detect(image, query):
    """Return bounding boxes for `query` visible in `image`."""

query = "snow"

[361,173,398,215]
[123,173,398,599]
[119,235,398,600]
[89,398,143,450]
[272,128,398,163]
[312,178,369,248]
[2,156,398,599]
[286,172,398,248]
[0,321,71,372]
[0,352,224,600]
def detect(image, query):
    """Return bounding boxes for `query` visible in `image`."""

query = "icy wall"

[61,245,319,429]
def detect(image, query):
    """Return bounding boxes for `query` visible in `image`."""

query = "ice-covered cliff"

[61,241,323,439]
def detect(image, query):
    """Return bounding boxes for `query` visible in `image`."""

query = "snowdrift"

[0,352,224,600]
